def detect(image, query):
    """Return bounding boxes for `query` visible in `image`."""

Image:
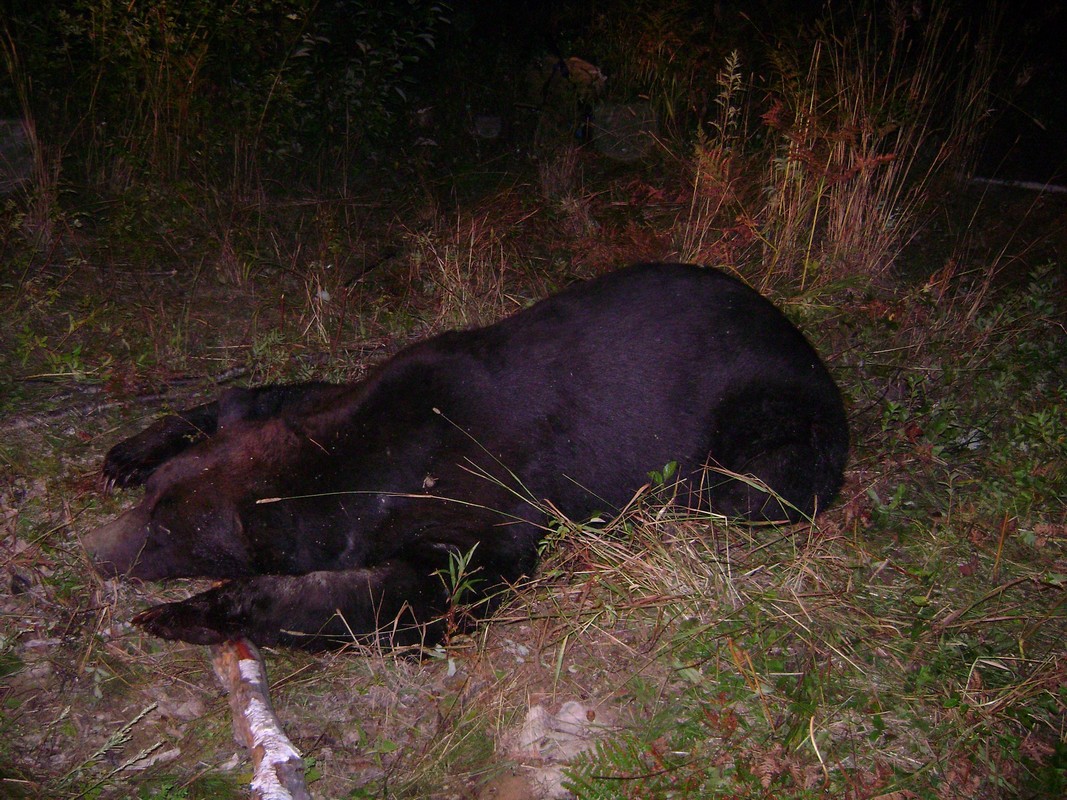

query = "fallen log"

[210,637,311,800]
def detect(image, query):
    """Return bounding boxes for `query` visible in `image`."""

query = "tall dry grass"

[679,3,997,289]
[404,206,527,330]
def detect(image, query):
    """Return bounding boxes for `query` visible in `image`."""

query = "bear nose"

[83,506,153,578]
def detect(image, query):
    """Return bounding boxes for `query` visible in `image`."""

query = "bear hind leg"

[705,388,848,522]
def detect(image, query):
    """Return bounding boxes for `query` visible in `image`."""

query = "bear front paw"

[102,441,155,491]
[101,414,212,492]
[133,593,239,645]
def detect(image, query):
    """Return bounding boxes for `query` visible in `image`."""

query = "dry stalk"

[408,211,513,329]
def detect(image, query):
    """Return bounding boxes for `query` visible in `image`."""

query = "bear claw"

[133,601,229,646]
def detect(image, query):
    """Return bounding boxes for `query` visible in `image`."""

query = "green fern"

[563,735,660,800]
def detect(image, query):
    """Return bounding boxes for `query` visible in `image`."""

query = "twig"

[210,638,311,800]
[1,366,248,432]
[969,175,1067,194]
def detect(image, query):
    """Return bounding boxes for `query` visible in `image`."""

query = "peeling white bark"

[211,638,311,800]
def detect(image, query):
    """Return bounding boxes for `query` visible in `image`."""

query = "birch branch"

[210,637,311,800]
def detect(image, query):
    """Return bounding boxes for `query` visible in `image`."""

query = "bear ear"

[218,387,256,429]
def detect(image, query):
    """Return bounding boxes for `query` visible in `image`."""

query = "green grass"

[2,170,1062,800]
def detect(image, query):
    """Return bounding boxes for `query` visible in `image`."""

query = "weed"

[677,50,749,266]
[137,773,244,800]
[436,544,489,641]
[0,36,60,250]
[56,703,159,793]
[405,209,515,329]
[672,3,998,288]
[538,144,583,203]
[301,260,350,346]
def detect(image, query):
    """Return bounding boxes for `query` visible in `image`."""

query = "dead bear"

[85,263,849,650]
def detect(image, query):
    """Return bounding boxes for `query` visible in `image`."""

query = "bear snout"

[83,506,158,579]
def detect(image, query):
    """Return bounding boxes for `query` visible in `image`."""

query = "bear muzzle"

[83,506,163,580]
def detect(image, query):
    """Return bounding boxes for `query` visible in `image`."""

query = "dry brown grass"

[401,197,545,331]
[678,5,996,290]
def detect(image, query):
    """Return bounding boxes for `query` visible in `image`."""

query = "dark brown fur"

[85,264,849,650]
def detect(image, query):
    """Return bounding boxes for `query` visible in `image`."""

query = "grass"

[1,1,1064,797]
[532,341,1064,799]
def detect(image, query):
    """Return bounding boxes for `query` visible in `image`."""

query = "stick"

[969,175,1067,194]
[210,638,311,800]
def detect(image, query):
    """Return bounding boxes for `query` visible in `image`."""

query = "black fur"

[85,263,849,650]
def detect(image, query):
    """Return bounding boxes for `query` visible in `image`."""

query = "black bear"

[85,263,848,650]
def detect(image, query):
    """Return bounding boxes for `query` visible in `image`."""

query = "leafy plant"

[3,0,449,190]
